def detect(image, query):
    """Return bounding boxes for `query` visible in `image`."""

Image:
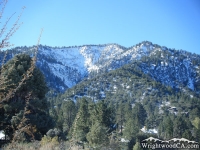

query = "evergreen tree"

[62,100,76,134]
[71,98,89,142]
[123,117,140,140]
[116,102,125,136]
[0,54,53,141]
[86,122,109,148]
[88,102,96,126]
[158,116,173,140]
[132,103,147,128]
[173,116,188,138]
[182,130,192,140]
[124,102,132,121]
[95,100,112,127]
[123,103,147,140]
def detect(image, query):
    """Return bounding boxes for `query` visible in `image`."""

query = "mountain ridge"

[0,41,200,93]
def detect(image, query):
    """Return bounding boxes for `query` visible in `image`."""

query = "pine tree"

[123,117,140,140]
[71,98,89,143]
[62,100,76,134]
[173,116,188,138]
[164,116,173,139]
[0,54,53,141]
[95,100,112,127]
[132,103,147,128]
[86,122,109,148]
[116,102,125,136]
[123,103,147,140]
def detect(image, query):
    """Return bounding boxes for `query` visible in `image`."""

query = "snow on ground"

[80,46,103,73]
[48,63,75,87]
[0,130,5,139]
[113,85,117,90]
[38,43,198,94]
[40,47,86,75]
[183,59,194,90]
[151,64,156,69]
[39,43,153,87]
[141,126,158,134]
[100,91,106,98]
[121,138,130,143]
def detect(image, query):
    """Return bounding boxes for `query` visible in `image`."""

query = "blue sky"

[2,0,200,54]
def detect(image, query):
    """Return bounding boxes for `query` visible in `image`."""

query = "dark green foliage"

[46,57,200,148]
[116,102,126,136]
[86,122,109,148]
[123,103,147,141]
[0,54,48,100]
[89,100,113,128]
[71,98,89,142]
[123,117,140,140]
[0,54,53,142]
[62,100,77,134]
[132,103,147,128]
[158,115,193,141]
[158,116,174,139]
[173,116,189,138]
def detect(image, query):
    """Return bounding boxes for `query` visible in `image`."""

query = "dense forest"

[47,61,200,149]
[1,53,200,150]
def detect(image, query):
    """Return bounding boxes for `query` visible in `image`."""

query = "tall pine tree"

[71,98,89,143]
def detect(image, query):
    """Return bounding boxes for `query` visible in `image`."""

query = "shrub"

[40,135,59,146]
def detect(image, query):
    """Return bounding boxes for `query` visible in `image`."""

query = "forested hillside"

[48,61,200,149]
[1,41,200,149]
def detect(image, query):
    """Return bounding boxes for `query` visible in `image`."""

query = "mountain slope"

[0,41,200,93]
[52,62,200,119]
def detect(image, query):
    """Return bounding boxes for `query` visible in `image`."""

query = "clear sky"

[2,0,200,54]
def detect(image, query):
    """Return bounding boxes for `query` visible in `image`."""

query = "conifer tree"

[71,98,89,143]
[0,54,53,141]
[95,100,112,127]
[132,103,147,128]
[123,103,146,140]
[123,117,140,140]
[116,102,125,136]
[173,116,188,138]
[159,116,174,140]
[86,122,109,148]
[62,100,76,134]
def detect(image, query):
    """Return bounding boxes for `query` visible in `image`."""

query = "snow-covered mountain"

[1,41,200,93]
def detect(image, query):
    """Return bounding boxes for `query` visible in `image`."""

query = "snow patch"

[141,126,158,134]
[183,59,194,90]
[0,130,5,139]
[121,138,130,143]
